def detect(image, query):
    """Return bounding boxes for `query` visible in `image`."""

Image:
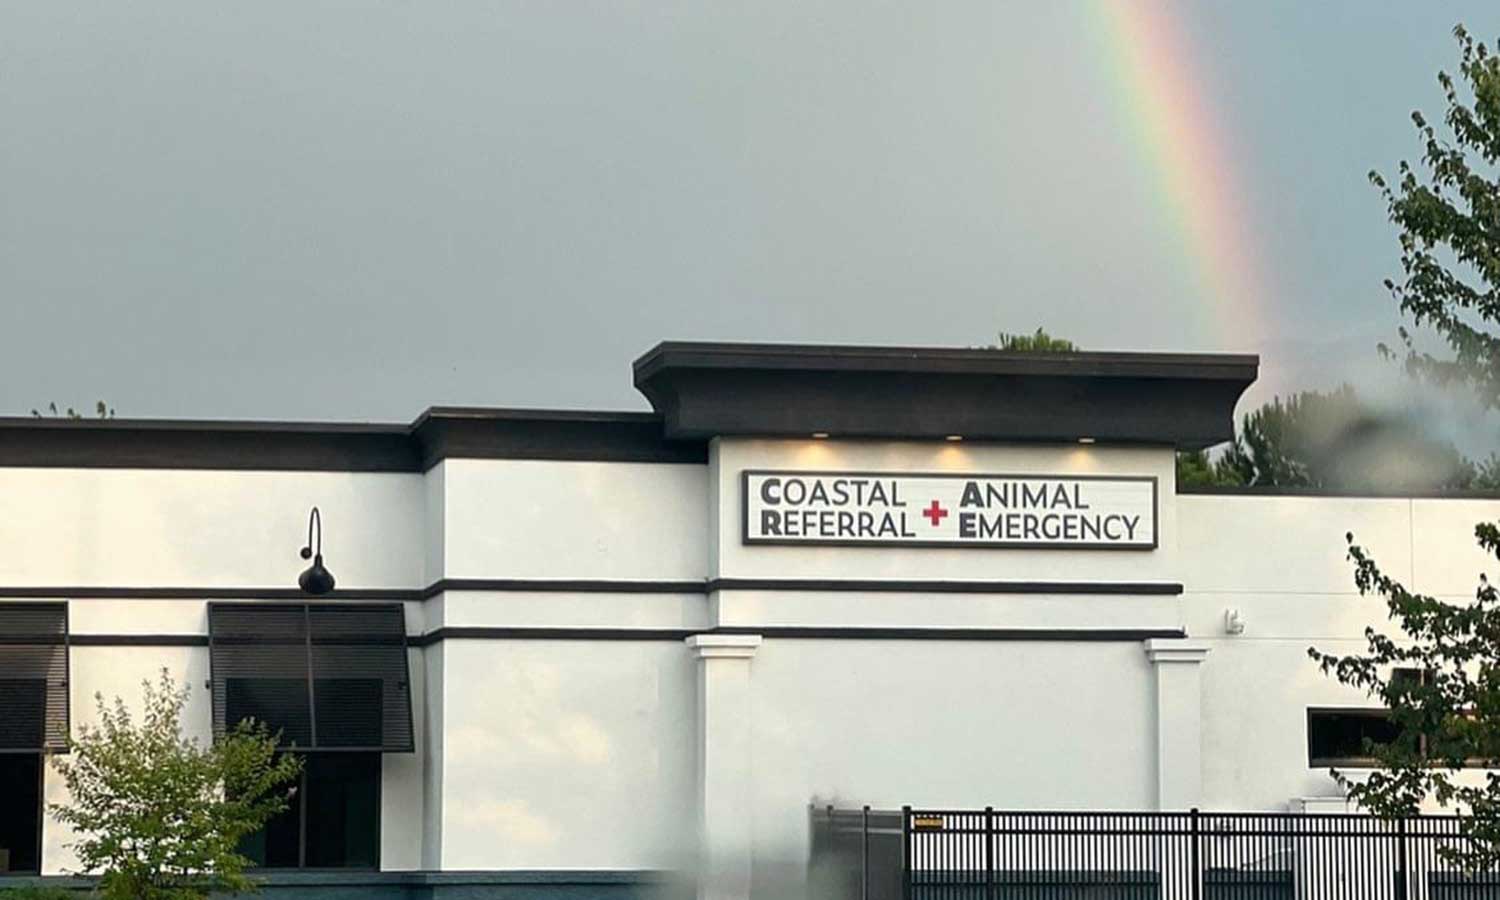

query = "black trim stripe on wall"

[423,579,707,597]
[410,626,1187,645]
[0,587,423,601]
[703,579,1184,595]
[70,634,209,647]
[68,627,1188,647]
[0,579,1184,600]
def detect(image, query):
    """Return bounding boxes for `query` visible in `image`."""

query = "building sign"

[742,470,1157,549]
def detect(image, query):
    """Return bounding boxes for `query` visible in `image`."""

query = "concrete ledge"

[1143,638,1211,664]
[686,633,762,659]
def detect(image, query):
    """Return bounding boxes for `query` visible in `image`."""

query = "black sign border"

[740,469,1159,551]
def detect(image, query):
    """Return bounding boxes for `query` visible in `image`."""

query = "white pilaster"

[688,633,762,900]
[1144,638,1210,810]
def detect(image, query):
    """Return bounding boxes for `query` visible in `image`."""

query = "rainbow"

[1089,1,1270,350]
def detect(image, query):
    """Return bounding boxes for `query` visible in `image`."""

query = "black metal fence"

[808,806,1500,899]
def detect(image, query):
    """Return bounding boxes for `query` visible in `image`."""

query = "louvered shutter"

[307,604,413,751]
[208,603,413,752]
[0,603,70,753]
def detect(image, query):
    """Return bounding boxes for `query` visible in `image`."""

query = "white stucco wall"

[439,459,708,581]
[0,468,425,589]
[746,639,1157,874]
[1179,493,1500,813]
[434,639,696,871]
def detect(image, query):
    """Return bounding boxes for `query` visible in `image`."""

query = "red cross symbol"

[922,500,948,526]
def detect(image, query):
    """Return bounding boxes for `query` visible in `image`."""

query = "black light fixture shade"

[297,507,336,596]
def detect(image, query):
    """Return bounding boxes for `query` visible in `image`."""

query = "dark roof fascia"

[633,341,1259,450]
[411,408,706,467]
[633,341,1260,381]
[0,408,706,471]
[0,417,420,471]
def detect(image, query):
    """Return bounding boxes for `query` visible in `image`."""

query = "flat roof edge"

[633,340,1258,448]
[633,340,1260,378]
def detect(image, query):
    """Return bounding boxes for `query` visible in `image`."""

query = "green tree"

[1173,448,1244,488]
[1175,386,1477,492]
[1311,24,1500,865]
[1475,453,1500,491]
[1373,25,1500,408]
[1220,386,1475,491]
[1310,535,1500,868]
[990,328,1077,353]
[50,671,301,900]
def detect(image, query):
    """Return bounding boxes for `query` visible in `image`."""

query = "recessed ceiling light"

[811,432,830,439]
[1078,437,1096,444]
[945,435,963,442]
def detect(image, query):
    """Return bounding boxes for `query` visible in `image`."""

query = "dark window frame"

[0,754,45,876]
[244,752,383,871]
[1307,706,1405,768]
[0,602,71,878]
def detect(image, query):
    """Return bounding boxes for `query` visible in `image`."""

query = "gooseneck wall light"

[297,506,336,596]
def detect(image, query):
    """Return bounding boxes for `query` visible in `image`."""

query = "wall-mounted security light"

[1077,437,1097,444]
[944,435,963,442]
[297,506,336,596]
[810,432,830,439]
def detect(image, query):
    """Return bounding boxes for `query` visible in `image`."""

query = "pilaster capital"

[687,633,763,660]
[1143,638,1210,665]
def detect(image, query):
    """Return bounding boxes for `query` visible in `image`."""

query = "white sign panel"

[742,470,1157,549]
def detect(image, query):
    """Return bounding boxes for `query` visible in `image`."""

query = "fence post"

[1397,816,1410,900]
[861,805,870,900]
[1190,807,1202,900]
[901,806,912,900]
[984,806,995,900]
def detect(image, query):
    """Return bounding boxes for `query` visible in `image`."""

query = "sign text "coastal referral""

[741,471,1157,549]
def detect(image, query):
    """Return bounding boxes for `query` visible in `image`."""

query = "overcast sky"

[4,2,1499,428]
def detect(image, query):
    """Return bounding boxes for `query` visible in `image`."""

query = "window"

[0,603,70,876]
[1307,668,1436,767]
[1307,708,1403,766]
[208,603,413,752]
[241,754,381,869]
[0,755,41,874]
[210,605,405,870]
[0,604,69,753]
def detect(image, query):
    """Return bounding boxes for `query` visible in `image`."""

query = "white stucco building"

[0,341,1492,899]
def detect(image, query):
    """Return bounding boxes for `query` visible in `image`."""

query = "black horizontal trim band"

[738,627,1185,641]
[704,579,1184,595]
[69,626,1189,646]
[410,626,1186,645]
[70,634,209,647]
[0,587,423,601]
[423,578,706,597]
[411,627,692,645]
[0,579,1185,600]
